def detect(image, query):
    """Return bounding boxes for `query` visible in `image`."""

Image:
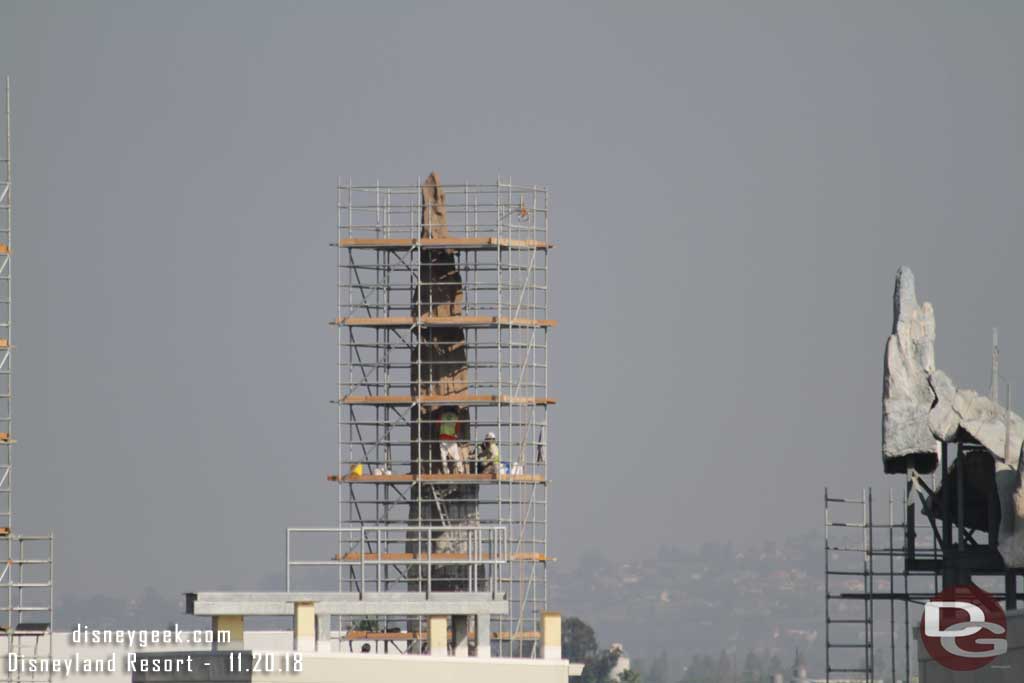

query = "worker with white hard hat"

[479,432,500,474]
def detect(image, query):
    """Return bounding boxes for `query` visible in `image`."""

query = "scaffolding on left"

[0,77,54,683]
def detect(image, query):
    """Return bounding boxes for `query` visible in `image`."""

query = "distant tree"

[683,654,717,683]
[740,651,763,683]
[560,616,624,683]
[682,654,700,682]
[716,651,736,683]
[646,650,669,683]
[581,648,620,683]
[562,617,599,662]
[617,669,641,683]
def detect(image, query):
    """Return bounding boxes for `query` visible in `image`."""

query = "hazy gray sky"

[2,1,1023,601]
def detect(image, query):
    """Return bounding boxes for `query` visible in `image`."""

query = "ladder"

[825,488,875,682]
[429,485,451,527]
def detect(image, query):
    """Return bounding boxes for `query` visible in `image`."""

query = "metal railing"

[287,525,507,598]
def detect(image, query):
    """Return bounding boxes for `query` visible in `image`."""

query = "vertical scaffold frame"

[0,76,55,683]
[825,478,1020,681]
[333,178,551,656]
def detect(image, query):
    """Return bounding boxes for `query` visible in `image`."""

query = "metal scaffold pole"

[0,76,55,683]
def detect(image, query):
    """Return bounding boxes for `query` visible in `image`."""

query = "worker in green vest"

[439,409,459,441]
[438,407,464,473]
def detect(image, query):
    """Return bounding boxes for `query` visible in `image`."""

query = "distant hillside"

[551,532,826,675]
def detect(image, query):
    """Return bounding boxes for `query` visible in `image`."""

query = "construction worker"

[438,406,464,474]
[479,432,500,474]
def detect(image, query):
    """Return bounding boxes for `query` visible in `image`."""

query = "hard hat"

[485,432,496,441]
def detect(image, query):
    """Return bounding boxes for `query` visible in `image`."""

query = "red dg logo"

[920,583,1008,671]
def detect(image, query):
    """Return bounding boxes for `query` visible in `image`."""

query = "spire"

[992,327,1000,403]
[791,648,808,682]
[1006,382,1013,465]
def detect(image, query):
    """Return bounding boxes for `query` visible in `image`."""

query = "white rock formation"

[882,266,1024,567]
[882,267,938,470]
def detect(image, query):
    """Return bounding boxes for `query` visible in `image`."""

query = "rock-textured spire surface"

[882,266,1024,567]
[882,266,938,472]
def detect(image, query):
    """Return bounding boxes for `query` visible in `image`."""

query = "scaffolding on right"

[825,456,1023,682]
[325,175,552,657]
[825,486,927,683]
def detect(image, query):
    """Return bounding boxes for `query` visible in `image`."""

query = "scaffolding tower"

[825,488,908,683]
[825,471,1022,681]
[0,77,54,682]
[331,176,551,656]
